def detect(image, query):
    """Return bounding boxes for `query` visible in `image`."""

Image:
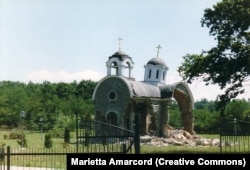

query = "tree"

[225,99,250,119]
[178,0,250,114]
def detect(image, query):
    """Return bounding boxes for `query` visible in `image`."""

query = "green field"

[0,129,221,154]
[1,130,66,148]
[2,130,250,155]
[2,130,250,169]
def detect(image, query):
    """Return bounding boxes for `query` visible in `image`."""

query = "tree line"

[169,98,250,134]
[0,80,249,134]
[0,80,97,132]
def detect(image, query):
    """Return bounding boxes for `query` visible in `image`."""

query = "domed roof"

[147,57,167,67]
[109,50,132,61]
[112,50,126,55]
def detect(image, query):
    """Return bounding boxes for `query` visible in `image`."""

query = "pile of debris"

[140,129,220,147]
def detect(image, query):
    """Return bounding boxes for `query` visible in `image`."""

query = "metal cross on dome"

[118,37,122,51]
[156,44,162,58]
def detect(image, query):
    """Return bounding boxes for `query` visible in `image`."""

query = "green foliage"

[194,98,215,113]
[178,0,250,113]
[16,134,27,148]
[225,99,250,119]
[64,128,70,143]
[169,109,182,128]
[243,109,250,121]
[44,133,53,148]
[8,131,22,139]
[0,80,97,131]
[193,109,220,133]
[48,126,64,138]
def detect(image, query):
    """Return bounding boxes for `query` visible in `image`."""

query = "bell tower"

[106,37,134,79]
[144,45,169,86]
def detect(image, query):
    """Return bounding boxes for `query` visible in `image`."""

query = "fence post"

[0,146,4,169]
[0,146,4,162]
[122,144,126,154]
[134,113,140,154]
[7,146,10,170]
[75,112,79,153]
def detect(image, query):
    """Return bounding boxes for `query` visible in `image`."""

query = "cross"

[156,44,162,58]
[118,37,122,51]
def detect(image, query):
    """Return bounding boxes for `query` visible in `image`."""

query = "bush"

[3,134,8,140]
[44,134,53,148]
[64,128,70,143]
[16,134,27,148]
[48,126,64,138]
[8,131,21,139]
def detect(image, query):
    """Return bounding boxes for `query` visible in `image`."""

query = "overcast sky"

[0,0,249,101]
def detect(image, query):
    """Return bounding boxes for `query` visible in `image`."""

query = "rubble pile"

[140,129,220,147]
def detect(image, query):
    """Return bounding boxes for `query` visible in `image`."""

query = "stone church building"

[92,45,195,137]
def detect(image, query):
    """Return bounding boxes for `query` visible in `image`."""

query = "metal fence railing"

[0,114,141,170]
[76,119,138,154]
[0,146,75,170]
[220,118,250,153]
[75,114,140,154]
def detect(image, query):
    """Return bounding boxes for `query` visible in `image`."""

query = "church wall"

[132,100,155,136]
[124,104,134,131]
[133,102,148,136]
[93,77,131,130]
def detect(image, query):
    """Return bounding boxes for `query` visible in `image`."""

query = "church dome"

[113,50,126,55]
[147,57,167,67]
[109,50,132,61]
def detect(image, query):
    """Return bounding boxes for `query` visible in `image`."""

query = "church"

[92,41,195,137]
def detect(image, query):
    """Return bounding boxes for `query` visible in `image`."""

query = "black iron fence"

[0,146,72,170]
[0,114,141,169]
[75,114,140,154]
[220,118,250,153]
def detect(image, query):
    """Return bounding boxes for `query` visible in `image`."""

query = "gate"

[75,113,140,154]
[220,118,250,153]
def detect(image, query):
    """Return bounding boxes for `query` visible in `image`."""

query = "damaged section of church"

[92,43,195,137]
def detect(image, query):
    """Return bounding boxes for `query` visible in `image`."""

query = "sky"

[0,0,249,101]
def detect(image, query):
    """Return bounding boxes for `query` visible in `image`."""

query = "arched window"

[162,71,165,80]
[156,70,159,79]
[107,112,118,126]
[124,61,132,77]
[148,69,151,78]
[111,62,118,75]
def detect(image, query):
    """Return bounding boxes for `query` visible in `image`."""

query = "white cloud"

[189,80,223,101]
[166,71,222,101]
[25,69,105,83]
[166,71,249,101]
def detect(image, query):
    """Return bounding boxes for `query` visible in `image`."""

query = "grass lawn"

[0,129,221,154]
[1,130,247,169]
[1,130,66,148]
